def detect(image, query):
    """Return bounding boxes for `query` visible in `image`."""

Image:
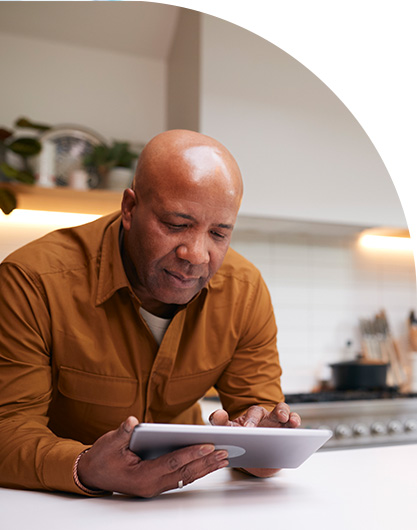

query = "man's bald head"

[133,130,243,207]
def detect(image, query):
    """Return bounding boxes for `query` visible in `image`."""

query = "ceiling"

[0,2,181,60]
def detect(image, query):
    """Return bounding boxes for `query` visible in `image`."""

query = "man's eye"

[167,223,187,230]
[211,231,226,240]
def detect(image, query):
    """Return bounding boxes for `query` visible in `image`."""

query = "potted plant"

[83,141,140,190]
[0,117,50,214]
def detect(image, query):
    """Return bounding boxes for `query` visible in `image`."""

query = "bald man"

[0,130,299,498]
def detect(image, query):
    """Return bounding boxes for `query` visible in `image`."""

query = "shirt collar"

[96,214,131,306]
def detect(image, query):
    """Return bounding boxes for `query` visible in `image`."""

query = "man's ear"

[121,188,136,231]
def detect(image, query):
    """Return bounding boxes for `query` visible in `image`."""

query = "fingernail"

[215,450,229,461]
[123,420,133,433]
[244,420,256,427]
[200,444,215,456]
[218,460,229,469]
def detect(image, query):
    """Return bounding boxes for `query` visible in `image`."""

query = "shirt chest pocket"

[164,362,229,407]
[58,366,138,407]
[49,367,140,443]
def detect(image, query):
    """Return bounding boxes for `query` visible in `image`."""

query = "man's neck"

[139,299,179,319]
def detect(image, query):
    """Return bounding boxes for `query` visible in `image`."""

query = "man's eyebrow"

[167,212,234,230]
[217,223,234,230]
[169,212,194,220]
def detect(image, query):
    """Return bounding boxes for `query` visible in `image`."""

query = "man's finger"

[157,443,217,472]
[275,402,291,422]
[209,408,230,426]
[243,406,266,427]
[140,444,229,497]
[116,416,139,452]
[288,412,301,428]
[265,407,301,428]
[121,416,139,436]
[169,449,229,490]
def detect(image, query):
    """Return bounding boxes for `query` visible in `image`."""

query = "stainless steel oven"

[286,390,417,449]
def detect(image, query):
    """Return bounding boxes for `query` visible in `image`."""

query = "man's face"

[121,173,240,316]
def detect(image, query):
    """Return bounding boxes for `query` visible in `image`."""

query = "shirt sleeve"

[215,272,285,419]
[0,262,89,493]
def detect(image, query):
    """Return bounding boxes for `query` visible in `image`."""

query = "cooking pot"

[330,359,388,391]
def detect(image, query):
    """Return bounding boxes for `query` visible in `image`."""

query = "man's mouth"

[164,270,201,286]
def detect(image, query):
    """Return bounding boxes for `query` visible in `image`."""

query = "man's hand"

[209,403,301,478]
[77,416,229,497]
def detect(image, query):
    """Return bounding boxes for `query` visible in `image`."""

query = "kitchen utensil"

[359,310,408,389]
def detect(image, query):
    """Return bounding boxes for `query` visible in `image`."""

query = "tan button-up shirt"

[0,212,283,493]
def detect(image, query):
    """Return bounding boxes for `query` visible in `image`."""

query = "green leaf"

[14,117,51,132]
[109,142,135,168]
[0,188,17,215]
[84,144,111,167]
[7,138,42,157]
[0,163,35,184]
[0,163,19,179]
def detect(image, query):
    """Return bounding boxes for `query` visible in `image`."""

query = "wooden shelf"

[1,184,123,215]
[2,184,374,238]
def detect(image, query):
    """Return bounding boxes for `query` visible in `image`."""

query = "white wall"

[199,16,406,229]
[0,32,166,145]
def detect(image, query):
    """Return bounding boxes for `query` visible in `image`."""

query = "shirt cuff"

[39,441,99,495]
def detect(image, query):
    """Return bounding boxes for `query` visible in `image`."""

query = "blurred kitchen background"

[1,2,416,397]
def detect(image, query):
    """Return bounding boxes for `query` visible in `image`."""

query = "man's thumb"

[118,416,139,441]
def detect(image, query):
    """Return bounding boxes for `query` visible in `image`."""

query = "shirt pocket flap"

[58,366,138,407]
[165,363,228,406]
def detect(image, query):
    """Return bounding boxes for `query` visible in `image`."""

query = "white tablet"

[129,423,332,469]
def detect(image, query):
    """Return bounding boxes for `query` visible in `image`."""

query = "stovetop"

[285,389,417,404]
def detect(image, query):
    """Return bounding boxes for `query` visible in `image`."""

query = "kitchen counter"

[1,443,415,530]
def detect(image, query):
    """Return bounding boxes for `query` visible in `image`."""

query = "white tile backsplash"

[1,216,416,395]
[232,229,417,394]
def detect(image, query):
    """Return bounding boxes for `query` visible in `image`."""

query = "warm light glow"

[0,209,101,228]
[359,234,412,251]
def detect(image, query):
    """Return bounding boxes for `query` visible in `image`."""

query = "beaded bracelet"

[72,448,110,496]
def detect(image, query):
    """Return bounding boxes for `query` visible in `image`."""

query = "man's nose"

[176,235,210,265]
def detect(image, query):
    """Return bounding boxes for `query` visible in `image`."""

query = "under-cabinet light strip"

[0,209,101,228]
[359,234,412,251]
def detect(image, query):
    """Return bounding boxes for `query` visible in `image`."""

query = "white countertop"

[2,443,416,530]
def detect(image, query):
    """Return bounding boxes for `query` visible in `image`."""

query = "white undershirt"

[139,307,172,345]
[121,225,172,345]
